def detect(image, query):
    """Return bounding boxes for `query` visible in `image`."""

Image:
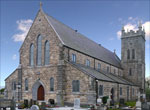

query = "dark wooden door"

[37,85,44,100]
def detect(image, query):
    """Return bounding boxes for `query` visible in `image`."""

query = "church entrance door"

[37,85,45,100]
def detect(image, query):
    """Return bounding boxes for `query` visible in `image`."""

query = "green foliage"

[102,96,109,104]
[125,101,136,107]
[146,87,150,99]
[0,88,5,94]
[108,108,121,110]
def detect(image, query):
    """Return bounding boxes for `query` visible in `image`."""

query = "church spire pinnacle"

[138,20,142,30]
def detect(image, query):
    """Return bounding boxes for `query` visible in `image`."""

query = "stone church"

[5,4,145,105]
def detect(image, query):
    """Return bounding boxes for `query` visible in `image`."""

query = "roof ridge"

[45,13,116,55]
[45,12,121,68]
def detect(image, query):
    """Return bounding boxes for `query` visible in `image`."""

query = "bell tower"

[121,22,145,92]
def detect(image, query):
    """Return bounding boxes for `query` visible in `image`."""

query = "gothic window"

[99,85,103,96]
[25,78,28,91]
[72,54,76,63]
[90,77,94,90]
[129,68,132,76]
[107,66,109,73]
[127,49,130,59]
[132,49,135,59]
[29,44,34,66]
[44,40,50,65]
[37,35,42,66]
[12,81,16,90]
[72,80,80,92]
[132,88,134,95]
[98,63,101,70]
[120,87,122,95]
[85,59,90,67]
[50,77,54,91]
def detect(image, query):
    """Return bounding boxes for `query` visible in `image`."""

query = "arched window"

[107,66,109,73]
[99,85,103,96]
[98,63,101,71]
[50,77,54,91]
[120,87,122,95]
[127,49,130,59]
[25,78,28,91]
[129,68,132,76]
[72,80,80,92]
[85,59,90,67]
[37,35,42,66]
[12,81,16,90]
[132,49,135,59]
[44,41,50,65]
[29,44,34,66]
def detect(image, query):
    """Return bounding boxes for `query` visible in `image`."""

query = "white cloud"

[12,54,17,60]
[143,21,150,40]
[117,19,150,40]
[109,37,114,41]
[128,17,133,20]
[13,19,33,42]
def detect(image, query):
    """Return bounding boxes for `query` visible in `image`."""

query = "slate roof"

[44,13,122,68]
[69,62,136,86]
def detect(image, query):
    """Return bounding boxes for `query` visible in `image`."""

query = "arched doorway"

[32,80,45,100]
[37,85,45,100]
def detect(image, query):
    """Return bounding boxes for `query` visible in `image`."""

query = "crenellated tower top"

[121,22,145,40]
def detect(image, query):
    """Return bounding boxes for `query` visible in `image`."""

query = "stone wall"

[5,69,18,100]
[20,9,62,102]
[64,62,90,104]
[67,48,123,76]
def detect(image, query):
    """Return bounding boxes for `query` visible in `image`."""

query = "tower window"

[129,68,132,76]
[98,63,101,70]
[127,49,130,59]
[72,80,80,92]
[72,54,76,63]
[85,59,90,67]
[99,85,103,96]
[132,49,135,59]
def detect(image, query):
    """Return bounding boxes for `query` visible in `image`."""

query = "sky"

[0,0,150,87]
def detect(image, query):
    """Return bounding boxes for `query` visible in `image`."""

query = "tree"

[0,88,5,94]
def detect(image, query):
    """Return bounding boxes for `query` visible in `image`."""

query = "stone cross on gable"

[40,1,42,10]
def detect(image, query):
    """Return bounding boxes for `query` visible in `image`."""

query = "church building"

[5,4,145,105]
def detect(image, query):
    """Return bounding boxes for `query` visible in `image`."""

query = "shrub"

[102,96,109,104]
[125,101,136,107]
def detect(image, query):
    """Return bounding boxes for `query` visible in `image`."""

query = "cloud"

[117,18,150,40]
[117,23,137,39]
[12,54,17,60]
[13,19,33,42]
[143,21,150,40]
[109,37,115,41]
